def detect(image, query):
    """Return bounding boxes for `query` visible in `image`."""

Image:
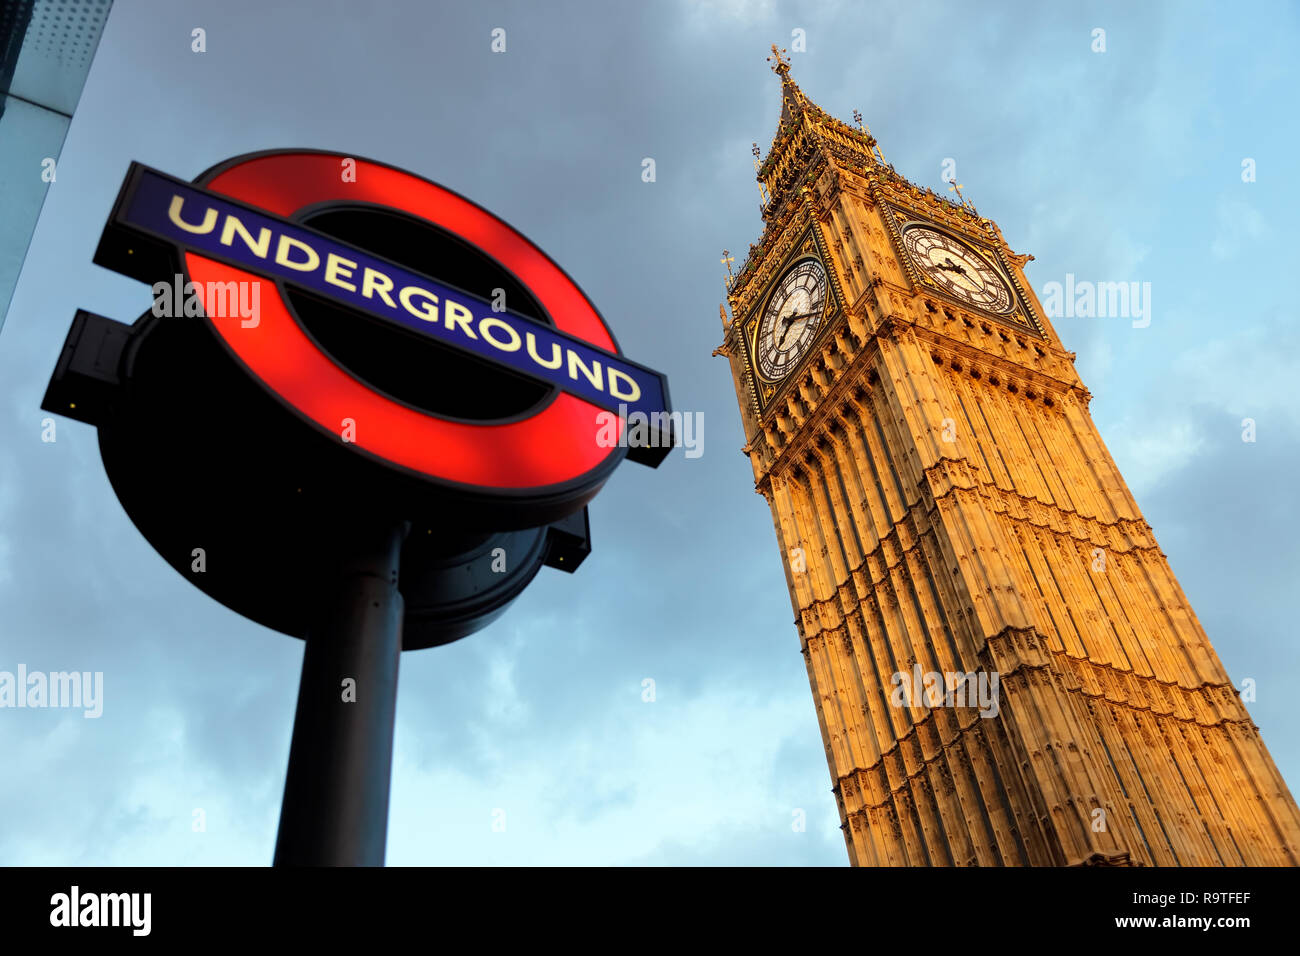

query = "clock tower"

[716,49,1300,866]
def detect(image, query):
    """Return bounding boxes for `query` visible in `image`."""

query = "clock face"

[755,258,827,381]
[902,224,1014,315]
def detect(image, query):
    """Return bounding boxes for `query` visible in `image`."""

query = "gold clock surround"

[885,205,1046,337]
[753,256,828,383]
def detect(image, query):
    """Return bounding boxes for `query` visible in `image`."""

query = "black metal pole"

[273,521,407,866]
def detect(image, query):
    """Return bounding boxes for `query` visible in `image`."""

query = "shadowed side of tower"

[715,50,1300,866]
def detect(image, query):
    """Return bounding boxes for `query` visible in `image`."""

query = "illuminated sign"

[94,150,673,495]
[43,147,674,642]
[112,165,667,420]
[42,149,675,865]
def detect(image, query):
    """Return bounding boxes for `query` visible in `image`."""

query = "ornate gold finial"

[751,143,770,206]
[721,249,735,279]
[712,301,732,355]
[947,177,972,210]
[852,108,885,163]
[767,44,790,74]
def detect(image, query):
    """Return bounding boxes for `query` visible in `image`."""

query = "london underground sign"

[119,165,668,420]
[95,151,672,498]
[42,149,673,865]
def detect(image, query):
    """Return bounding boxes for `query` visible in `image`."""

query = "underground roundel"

[93,150,673,499]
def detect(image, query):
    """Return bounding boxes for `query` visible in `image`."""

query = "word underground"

[890,663,1000,718]
[595,405,703,459]
[50,886,151,936]
[164,189,646,396]
[0,666,102,717]
[118,167,668,421]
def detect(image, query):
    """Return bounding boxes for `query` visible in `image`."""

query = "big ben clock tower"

[716,48,1300,866]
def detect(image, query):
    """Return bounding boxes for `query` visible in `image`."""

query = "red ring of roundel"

[185,151,621,491]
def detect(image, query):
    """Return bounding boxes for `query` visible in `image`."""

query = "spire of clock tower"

[766,43,810,129]
[754,47,885,230]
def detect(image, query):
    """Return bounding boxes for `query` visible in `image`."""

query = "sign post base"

[273,521,408,867]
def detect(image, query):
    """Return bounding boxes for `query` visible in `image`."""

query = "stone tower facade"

[715,51,1300,866]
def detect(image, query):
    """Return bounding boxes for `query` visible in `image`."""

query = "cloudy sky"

[1,0,1297,865]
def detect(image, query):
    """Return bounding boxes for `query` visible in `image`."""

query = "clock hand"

[774,310,799,341]
[778,313,814,349]
[780,310,817,329]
